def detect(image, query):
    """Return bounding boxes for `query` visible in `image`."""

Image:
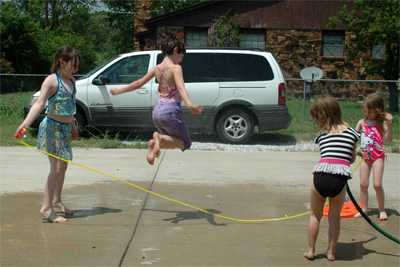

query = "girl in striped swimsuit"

[303,96,360,261]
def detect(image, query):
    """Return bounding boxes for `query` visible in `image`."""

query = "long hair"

[310,95,348,131]
[363,93,386,132]
[161,36,186,56]
[51,45,82,73]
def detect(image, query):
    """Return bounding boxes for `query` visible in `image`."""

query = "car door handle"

[136,88,148,94]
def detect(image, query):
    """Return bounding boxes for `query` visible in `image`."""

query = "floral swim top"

[46,72,76,116]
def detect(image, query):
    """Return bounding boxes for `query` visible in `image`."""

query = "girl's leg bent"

[154,131,184,151]
[40,156,68,222]
[148,132,185,165]
[325,186,346,261]
[304,183,326,260]
[354,160,371,217]
[371,158,387,220]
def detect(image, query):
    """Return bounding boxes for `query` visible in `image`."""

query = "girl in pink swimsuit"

[354,93,394,221]
[110,36,203,165]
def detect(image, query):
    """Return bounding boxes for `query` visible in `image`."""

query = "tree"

[329,0,400,113]
[207,14,241,47]
[0,2,46,73]
[102,0,136,54]
[0,0,99,74]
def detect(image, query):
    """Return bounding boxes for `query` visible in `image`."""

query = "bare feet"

[353,210,367,218]
[303,251,314,260]
[53,201,73,215]
[153,132,161,157]
[40,208,68,223]
[147,139,155,165]
[379,211,387,221]
[323,251,335,261]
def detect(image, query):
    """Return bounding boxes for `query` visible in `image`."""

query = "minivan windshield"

[80,55,121,79]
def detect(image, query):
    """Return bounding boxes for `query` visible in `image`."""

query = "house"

[134,0,384,83]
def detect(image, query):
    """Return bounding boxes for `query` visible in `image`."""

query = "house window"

[240,32,266,50]
[322,31,344,57]
[186,29,208,48]
[372,41,385,58]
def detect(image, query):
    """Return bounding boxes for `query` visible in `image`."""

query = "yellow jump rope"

[14,129,364,223]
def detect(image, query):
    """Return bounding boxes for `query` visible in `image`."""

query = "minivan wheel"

[74,111,86,135]
[216,109,254,144]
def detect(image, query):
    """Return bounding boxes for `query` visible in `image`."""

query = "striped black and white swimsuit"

[313,127,361,176]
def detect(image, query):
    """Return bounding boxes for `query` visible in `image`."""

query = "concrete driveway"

[1,147,399,266]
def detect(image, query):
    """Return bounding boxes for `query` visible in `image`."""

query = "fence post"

[303,80,306,120]
[389,80,399,114]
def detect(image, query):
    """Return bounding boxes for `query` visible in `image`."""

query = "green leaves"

[329,0,399,80]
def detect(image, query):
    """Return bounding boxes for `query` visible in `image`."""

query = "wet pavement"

[1,147,399,266]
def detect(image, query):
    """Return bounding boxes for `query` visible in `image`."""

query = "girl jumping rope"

[15,45,81,223]
[110,36,203,165]
[354,93,393,221]
[304,96,360,261]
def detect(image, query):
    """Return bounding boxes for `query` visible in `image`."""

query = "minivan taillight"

[278,83,286,105]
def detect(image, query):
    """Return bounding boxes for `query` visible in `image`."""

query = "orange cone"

[323,198,362,218]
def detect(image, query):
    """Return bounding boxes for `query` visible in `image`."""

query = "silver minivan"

[25,49,291,144]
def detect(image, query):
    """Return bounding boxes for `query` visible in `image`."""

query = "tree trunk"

[44,0,48,28]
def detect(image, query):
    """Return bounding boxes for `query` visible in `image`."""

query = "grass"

[1,91,399,152]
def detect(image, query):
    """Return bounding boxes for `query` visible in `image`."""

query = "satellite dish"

[300,67,323,82]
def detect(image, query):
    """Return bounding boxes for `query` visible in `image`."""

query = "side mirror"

[92,75,109,85]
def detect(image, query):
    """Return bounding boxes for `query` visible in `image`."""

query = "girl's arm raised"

[172,65,202,114]
[383,113,394,142]
[110,67,156,95]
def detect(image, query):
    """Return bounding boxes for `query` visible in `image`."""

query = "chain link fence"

[0,74,84,93]
[1,74,399,113]
[286,78,399,114]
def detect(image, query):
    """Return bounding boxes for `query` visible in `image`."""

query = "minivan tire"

[216,108,254,144]
[74,111,86,135]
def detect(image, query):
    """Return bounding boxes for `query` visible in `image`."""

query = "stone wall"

[156,26,185,49]
[266,29,382,80]
[134,0,154,51]
[265,29,386,99]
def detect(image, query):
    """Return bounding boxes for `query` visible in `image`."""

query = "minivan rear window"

[216,54,274,81]
[156,52,274,83]
[157,53,218,83]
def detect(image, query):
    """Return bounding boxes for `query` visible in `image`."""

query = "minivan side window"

[216,54,274,81]
[100,55,150,84]
[156,53,218,83]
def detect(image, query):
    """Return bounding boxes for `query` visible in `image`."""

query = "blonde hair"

[363,93,386,131]
[51,45,82,73]
[310,95,349,131]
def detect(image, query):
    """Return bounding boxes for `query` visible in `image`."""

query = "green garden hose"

[346,185,400,244]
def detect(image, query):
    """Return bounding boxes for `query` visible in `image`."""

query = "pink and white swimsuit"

[360,122,386,165]
[157,63,181,104]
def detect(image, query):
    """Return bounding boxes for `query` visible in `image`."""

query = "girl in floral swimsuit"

[15,46,81,223]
